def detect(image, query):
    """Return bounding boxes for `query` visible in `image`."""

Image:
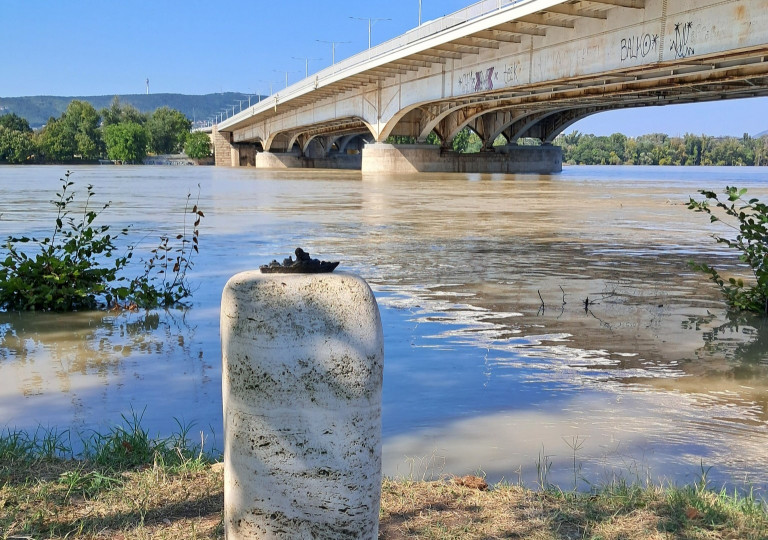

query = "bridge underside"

[211,0,768,173]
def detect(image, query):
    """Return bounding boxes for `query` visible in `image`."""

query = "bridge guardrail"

[216,0,533,130]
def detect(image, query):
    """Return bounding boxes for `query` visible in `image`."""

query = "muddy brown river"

[0,164,766,493]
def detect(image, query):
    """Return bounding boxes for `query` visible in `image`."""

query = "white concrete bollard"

[221,271,384,539]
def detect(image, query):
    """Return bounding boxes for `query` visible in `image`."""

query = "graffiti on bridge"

[670,21,695,58]
[458,67,498,93]
[620,33,659,61]
[503,61,521,84]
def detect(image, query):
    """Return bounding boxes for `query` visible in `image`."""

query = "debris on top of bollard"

[259,247,340,274]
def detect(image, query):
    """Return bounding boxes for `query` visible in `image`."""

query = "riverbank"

[3,460,767,539]
[1,426,766,539]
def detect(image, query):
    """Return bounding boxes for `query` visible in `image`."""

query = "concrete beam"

[470,30,523,43]
[390,58,433,69]
[430,43,481,55]
[542,4,608,19]
[516,13,575,28]
[407,53,449,64]
[492,22,548,36]
[387,60,426,71]
[452,37,501,49]
[581,0,644,8]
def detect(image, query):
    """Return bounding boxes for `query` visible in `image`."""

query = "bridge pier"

[255,151,362,170]
[211,126,235,167]
[235,144,561,174]
[360,143,562,174]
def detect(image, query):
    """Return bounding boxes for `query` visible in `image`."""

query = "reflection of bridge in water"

[208,0,768,173]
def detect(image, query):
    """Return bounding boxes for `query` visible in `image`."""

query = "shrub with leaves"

[0,172,130,311]
[688,186,768,314]
[129,191,204,308]
[0,171,203,312]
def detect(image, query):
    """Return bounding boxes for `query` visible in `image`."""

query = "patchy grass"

[379,477,768,539]
[1,423,767,539]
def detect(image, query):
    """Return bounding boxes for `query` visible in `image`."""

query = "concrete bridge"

[209,0,768,173]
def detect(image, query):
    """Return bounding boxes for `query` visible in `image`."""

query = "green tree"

[0,125,35,163]
[146,107,191,154]
[425,131,441,145]
[385,135,416,144]
[103,122,148,163]
[452,127,481,153]
[37,100,102,162]
[608,133,627,163]
[101,96,147,127]
[684,134,703,165]
[184,131,212,159]
[0,113,32,133]
[37,117,77,162]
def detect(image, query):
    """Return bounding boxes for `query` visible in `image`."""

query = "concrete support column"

[361,143,443,173]
[255,151,306,168]
[221,271,384,539]
[255,151,363,170]
[361,143,562,174]
[212,126,234,167]
[230,145,241,168]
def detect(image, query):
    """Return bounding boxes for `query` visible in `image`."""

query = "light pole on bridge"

[316,39,351,66]
[273,69,301,89]
[257,79,276,97]
[349,16,391,49]
[292,56,322,78]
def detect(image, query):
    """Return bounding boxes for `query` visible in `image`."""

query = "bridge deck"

[208,0,768,172]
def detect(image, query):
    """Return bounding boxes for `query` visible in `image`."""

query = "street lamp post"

[316,39,351,65]
[292,56,322,78]
[273,70,300,89]
[419,0,422,25]
[349,16,391,49]
[257,79,275,97]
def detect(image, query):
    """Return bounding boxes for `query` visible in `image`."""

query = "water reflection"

[0,309,213,435]
[635,312,768,424]
[1,165,768,493]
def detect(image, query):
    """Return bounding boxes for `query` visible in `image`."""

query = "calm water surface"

[1,164,767,492]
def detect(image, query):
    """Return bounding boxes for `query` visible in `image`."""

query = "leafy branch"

[128,187,204,308]
[688,186,768,315]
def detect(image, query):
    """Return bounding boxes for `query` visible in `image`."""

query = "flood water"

[1,164,767,493]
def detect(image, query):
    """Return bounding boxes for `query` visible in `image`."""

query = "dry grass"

[378,477,768,540]
[1,458,224,539]
[3,460,767,539]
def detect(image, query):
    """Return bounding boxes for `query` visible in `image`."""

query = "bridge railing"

[220,0,531,129]
[330,0,523,75]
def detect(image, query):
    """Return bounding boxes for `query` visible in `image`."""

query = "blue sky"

[2,0,766,137]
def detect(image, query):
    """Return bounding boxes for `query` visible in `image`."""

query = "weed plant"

[689,186,768,314]
[0,171,204,311]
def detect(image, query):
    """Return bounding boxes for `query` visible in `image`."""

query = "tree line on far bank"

[554,131,768,166]
[390,128,768,166]
[0,98,212,164]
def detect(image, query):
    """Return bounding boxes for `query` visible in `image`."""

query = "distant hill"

[0,93,262,129]
[756,129,768,138]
